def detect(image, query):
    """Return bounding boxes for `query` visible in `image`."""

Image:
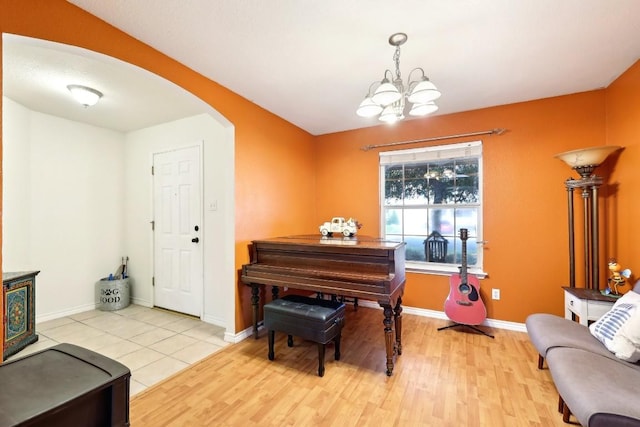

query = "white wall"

[124,114,235,331]
[3,98,235,334]
[3,96,125,319]
[2,98,31,268]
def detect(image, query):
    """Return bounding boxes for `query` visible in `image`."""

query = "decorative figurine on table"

[606,259,632,295]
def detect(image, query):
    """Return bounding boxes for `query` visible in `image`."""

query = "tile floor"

[7,304,230,396]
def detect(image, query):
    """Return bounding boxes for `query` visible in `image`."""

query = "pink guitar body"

[443,228,487,326]
[444,272,487,325]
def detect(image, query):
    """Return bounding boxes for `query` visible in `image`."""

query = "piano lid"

[252,235,405,249]
[243,234,406,300]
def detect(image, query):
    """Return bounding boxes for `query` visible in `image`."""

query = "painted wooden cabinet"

[3,271,39,360]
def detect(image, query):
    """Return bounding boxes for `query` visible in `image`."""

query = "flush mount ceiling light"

[357,33,441,124]
[67,84,103,107]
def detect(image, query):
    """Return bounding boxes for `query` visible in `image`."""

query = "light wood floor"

[130,306,567,426]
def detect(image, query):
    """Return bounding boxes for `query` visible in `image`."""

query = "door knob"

[191,237,199,243]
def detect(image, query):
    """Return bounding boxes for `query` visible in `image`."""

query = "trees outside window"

[380,141,483,272]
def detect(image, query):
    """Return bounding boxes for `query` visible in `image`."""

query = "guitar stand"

[438,322,495,339]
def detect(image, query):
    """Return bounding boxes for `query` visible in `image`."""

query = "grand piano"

[240,235,406,376]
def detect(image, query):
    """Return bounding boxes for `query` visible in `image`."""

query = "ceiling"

[2,35,208,133]
[5,1,640,135]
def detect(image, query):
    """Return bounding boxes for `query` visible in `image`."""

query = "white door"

[153,145,202,317]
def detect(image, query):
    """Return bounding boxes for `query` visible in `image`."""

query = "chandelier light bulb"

[379,105,403,123]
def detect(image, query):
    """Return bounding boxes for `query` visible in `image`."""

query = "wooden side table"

[563,287,616,325]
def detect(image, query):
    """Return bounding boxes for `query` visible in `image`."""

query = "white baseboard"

[131,297,152,307]
[36,299,526,340]
[202,313,227,329]
[227,300,526,343]
[36,303,98,323]
[227,323,264,343]
[357,299,527,332]
[36,297,153,324]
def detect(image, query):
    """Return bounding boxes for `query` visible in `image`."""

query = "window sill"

[406,262,488,279]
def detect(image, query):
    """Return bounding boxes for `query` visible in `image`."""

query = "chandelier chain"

[393,46,402,82]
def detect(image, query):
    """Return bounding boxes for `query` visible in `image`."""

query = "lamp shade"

[409,101,439,116]
[407,79,441,104]
[554,145,621,168]
[372,81,402,106]
[379,105,403,123]
[356,97,383,117]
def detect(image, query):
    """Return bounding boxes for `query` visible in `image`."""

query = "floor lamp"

[554,145,621,290]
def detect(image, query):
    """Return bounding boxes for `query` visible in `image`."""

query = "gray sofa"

[526,297,640,426]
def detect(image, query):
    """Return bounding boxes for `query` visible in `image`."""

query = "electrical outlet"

[492,288,500,300]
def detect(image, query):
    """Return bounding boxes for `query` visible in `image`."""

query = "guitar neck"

[460,229,468,283]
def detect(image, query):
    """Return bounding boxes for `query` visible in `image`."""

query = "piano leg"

[250,285,282,339]
[382,304,395,376]
[394,297,403,355]
[250,285,260,339]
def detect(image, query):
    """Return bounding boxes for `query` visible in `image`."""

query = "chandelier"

[357,33,441,123]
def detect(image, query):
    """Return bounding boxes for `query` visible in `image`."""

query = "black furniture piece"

[241,234,405,376]
[0,343,131,427]
[265,294,345,377]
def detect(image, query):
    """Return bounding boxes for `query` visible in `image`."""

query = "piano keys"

[241,235,406,376]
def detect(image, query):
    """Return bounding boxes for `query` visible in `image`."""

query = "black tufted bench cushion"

[264,294,345,377]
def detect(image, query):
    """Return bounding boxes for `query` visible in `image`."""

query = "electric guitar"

[443,228,487,325]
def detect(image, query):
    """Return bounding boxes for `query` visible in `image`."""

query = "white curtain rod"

[360,128,506,151]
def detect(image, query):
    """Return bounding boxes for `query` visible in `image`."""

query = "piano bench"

[264,295,346,377]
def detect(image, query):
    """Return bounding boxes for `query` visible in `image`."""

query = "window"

[379,141,484,275]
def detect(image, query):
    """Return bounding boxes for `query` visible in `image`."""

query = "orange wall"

[605,60,640,279]
[0,0,317,334]
[315,91,610,322]
[0,11,2,361]
[0,2,638,343]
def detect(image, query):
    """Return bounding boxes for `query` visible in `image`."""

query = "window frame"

[379,140,486,277]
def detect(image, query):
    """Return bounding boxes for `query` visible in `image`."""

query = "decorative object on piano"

[319,217,362,237]
[438,229,493,338]
[356,32,440,123]
[605,259,632,296]
[554,145,622,291]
